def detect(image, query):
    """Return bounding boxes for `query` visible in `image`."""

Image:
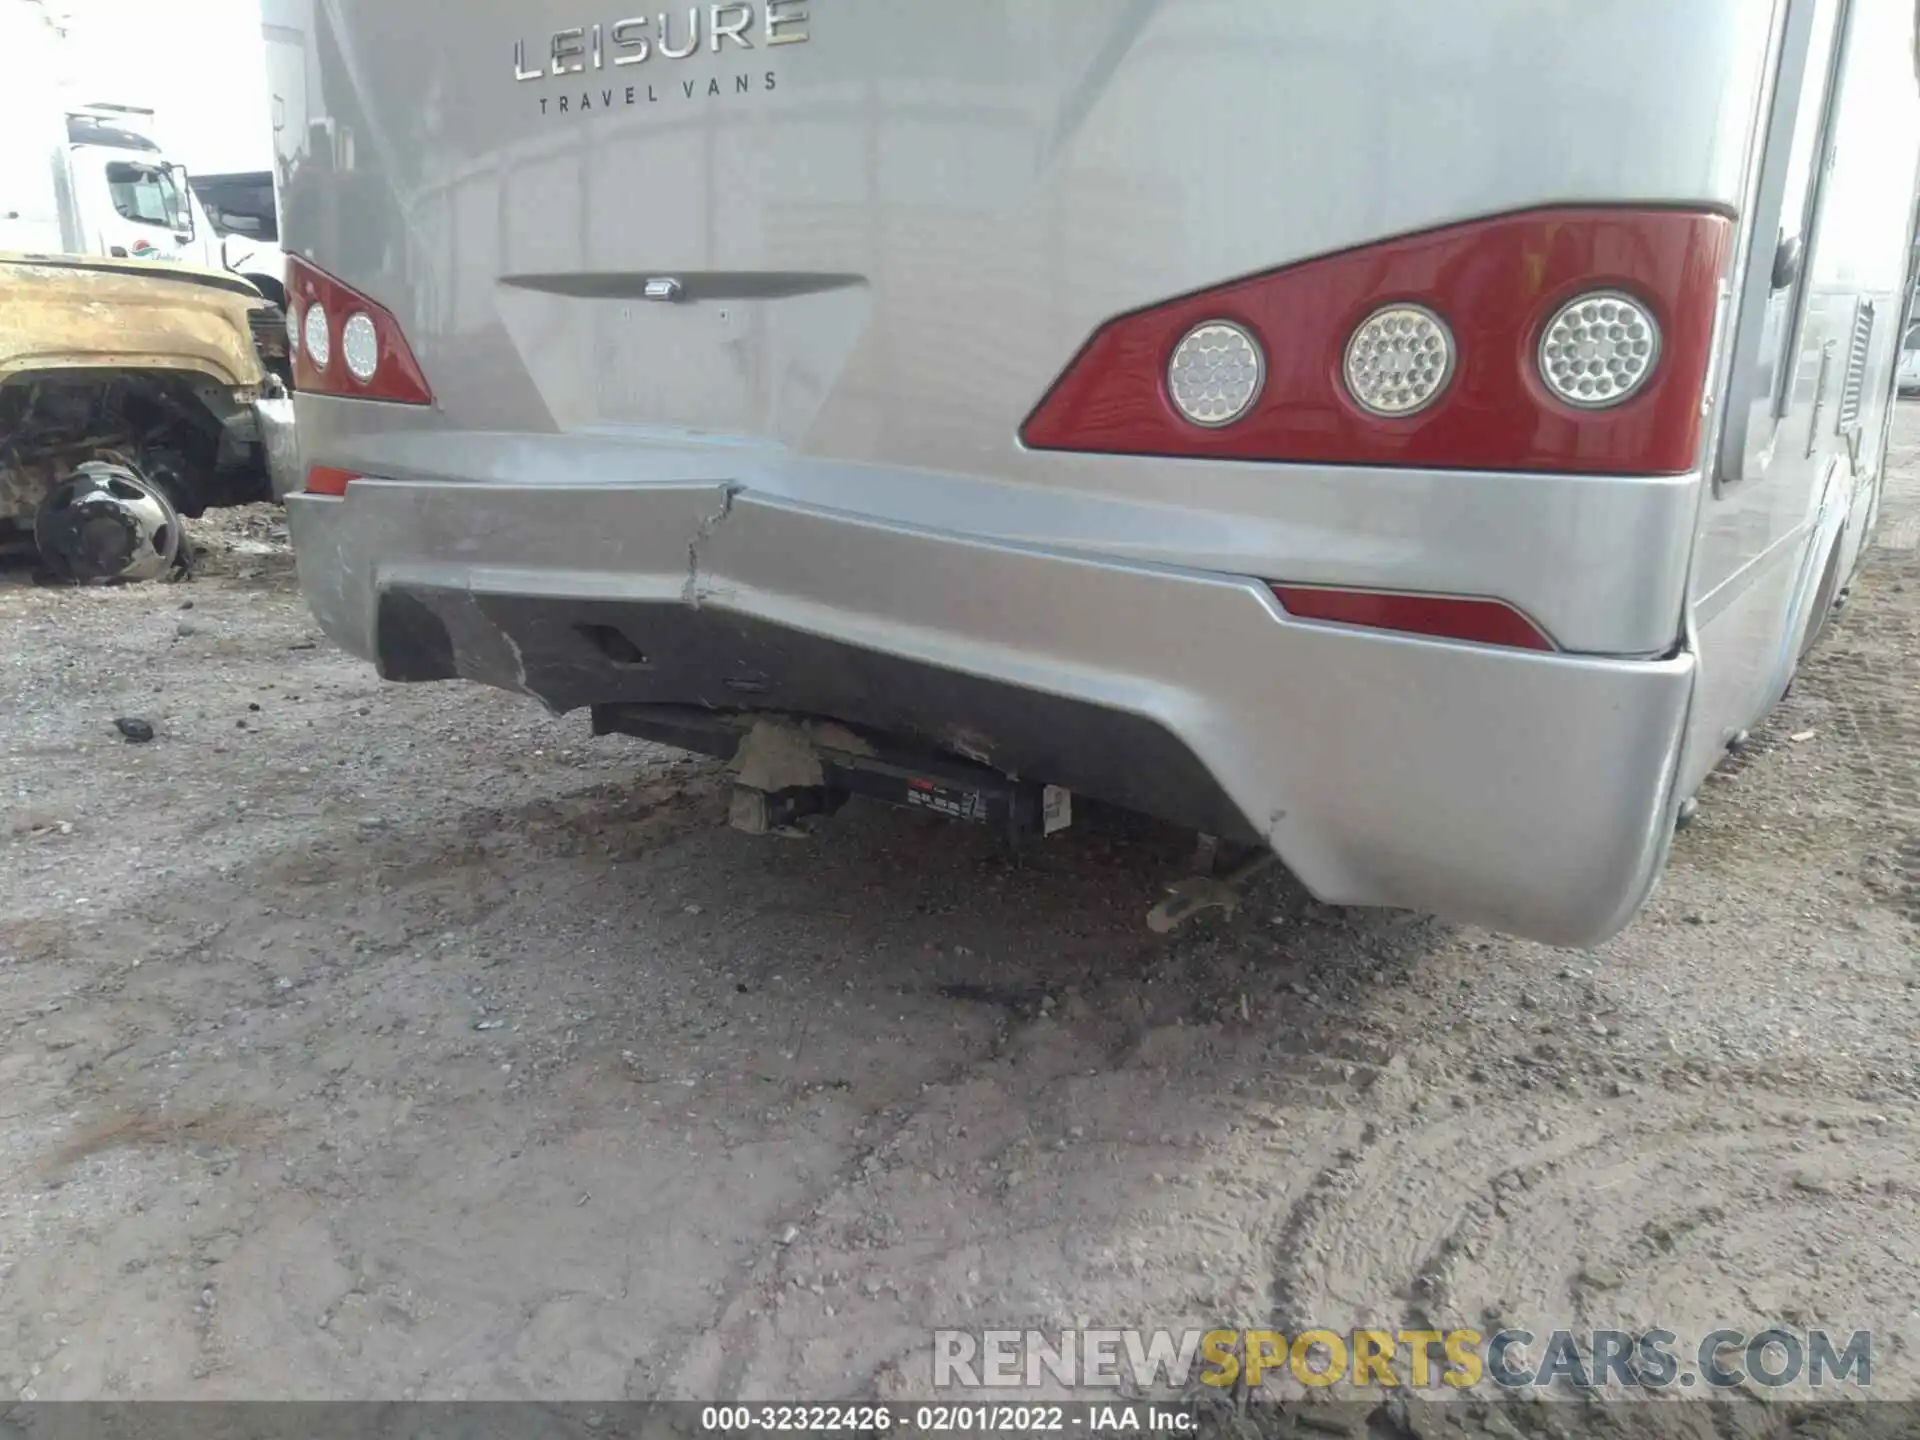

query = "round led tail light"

[303,302,331,370]
[1538,291,1660,408]
[284,303,302,356]
[1344,305,1455,416]
[342,312,379,383]
[1167,320,1264,427]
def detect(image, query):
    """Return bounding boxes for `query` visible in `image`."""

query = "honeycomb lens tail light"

[1020,206,1731,476]
[341,312,381,383]
[287,256,434,405]
[302,300,331,371]
[1344,304,1456,416]
[1537,291,1662,408]
[1167,320,1265,425]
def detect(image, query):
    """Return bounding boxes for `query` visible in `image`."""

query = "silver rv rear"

[271,0,1920,945]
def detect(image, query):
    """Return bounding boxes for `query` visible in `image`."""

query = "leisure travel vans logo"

[514,2,809,118]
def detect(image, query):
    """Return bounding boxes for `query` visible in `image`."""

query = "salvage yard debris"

[0,254,286,584]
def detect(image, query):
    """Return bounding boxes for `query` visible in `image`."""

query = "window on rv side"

[1765,0,1846,412]
[1776,4,1842,243]
[105,161,191,231]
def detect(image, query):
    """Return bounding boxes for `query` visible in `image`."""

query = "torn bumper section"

[285,479,1694,946]
[255,393,301,501]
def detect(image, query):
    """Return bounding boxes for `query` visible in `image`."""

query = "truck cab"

[62,110,223,270]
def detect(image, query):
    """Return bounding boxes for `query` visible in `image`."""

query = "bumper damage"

[287,478,1694,947]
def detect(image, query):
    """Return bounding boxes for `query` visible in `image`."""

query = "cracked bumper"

[286,478,1693,946]
[256,393,302,501]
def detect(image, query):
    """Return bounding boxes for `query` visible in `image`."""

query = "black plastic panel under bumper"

[376,585,1261,842]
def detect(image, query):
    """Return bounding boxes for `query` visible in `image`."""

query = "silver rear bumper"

[286,477,1694,947]
[254,393,302,501]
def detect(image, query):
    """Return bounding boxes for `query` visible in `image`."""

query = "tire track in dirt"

[658,994,1036,1400]
[662,888,1459,1399]
[1259,1097,1920,1392]
[1246,460,1920,1419]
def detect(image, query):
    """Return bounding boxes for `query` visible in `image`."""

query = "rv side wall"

[1681,0,1920,800]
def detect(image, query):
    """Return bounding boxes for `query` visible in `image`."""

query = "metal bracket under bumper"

[593,704,1072,840]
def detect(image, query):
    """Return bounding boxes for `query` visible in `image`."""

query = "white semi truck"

[0,0,226,269]
[0,0,291,583]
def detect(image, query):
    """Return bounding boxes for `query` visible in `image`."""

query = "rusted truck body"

[0,251,289,576]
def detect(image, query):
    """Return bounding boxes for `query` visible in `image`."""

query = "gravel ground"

[0,414,1916,1435]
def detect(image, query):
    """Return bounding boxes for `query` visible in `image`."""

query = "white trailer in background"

[191,170,289,308]
[0,0,76,254]
[0,0,224,269]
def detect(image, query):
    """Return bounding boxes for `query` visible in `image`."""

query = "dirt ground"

[1,411,1916,1432]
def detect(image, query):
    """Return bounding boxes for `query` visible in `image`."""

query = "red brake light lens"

[1271,586,1556,651]
[1020,207,1732,476]
[302,466,358,496]
[287,256,433,406]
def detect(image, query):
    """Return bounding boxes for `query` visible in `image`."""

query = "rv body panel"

[275,0,1920,944]
[1680,0,1920,800]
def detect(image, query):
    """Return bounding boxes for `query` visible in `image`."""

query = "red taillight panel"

[1021,207,1732,476]
[1271,586,1556,651]
[287,256,434,405]
[302,465,357,496]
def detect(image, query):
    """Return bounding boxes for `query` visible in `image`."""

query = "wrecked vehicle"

[0,251,289,582]
[279,0,1918,947]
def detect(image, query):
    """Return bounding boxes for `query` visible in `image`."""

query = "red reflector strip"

[303,465,357,496]
[1271,586,1556,652]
